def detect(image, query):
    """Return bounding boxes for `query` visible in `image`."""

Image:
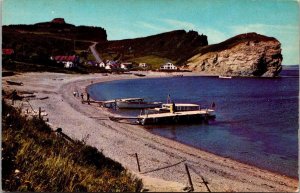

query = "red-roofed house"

[2,49,14,56]
[51,55,79,68]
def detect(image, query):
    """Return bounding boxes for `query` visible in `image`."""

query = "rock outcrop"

[182,33,282,77]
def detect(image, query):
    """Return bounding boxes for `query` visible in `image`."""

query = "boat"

[154,103,201,113]
[6,80,24,86]
[116,98,162,109]
[218,75,232,79]
[134,73,146,77]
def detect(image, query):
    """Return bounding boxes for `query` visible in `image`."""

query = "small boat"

[116,98,162,109]
[134,73,146,77]
[6,80,24,86]
[218,75,232,79]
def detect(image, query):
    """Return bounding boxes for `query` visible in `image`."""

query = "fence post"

[201,175,211,192]
[38,107,41,119]
[185,163,194,191]
[135,153,141,172]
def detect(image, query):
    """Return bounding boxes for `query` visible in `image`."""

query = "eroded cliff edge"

[182,33,282,77]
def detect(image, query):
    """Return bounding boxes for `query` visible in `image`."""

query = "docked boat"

[116,98,162,109]
[154,103,201,113]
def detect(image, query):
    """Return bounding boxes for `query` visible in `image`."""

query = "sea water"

[88,68,299,178]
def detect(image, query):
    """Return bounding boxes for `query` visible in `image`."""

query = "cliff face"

[96,30,208,63]
[183,33,282,77]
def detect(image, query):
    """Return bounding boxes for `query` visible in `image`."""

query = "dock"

[137,110,215,125]
[108,109,215,125]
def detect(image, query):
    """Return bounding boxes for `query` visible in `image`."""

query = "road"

[89,42,103,63]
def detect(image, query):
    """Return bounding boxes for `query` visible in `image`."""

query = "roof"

[2,49,14,55]
[53,55,78,62]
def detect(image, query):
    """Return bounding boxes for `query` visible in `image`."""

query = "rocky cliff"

[96,30,208,63]
[182,33,282,77]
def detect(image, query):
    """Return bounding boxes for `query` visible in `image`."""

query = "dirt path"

[90,42,103,63]
[2,72,298,192]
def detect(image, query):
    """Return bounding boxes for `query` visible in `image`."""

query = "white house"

[52,55,79,68]
[99,62,106,68]
[105,64,112,70]
[139,63,148,69]
[160,62,178,70]
[120,62,132,70]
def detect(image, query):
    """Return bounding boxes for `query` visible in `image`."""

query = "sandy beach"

[2,71,298,192]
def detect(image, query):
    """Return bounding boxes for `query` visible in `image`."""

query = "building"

[2,49,14,56]
[51,18,66,24]
[139,63,148,69]
[120,62,133,70]
[160,62,178,71]
[52,55,79,68]
[99,62,106,68]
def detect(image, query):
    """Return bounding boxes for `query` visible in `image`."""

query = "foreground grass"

[2,100,142,192]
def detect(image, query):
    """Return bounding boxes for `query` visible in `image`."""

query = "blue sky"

[2,0,299,65]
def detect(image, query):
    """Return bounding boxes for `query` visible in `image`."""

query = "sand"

[2,71,299,192]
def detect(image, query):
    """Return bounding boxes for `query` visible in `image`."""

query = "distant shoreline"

[2,71,298,192]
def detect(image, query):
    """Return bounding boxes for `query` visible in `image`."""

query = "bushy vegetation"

[2,100,142,192]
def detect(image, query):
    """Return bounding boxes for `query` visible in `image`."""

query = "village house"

[160,62,178,71]
[2,48,14,56]
[99,62,106,68]
[51,55,79,68]
[139,63,148,69]
[104,60,119,70]
[120,62,133,70]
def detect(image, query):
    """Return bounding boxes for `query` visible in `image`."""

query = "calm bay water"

[88,69,299,178]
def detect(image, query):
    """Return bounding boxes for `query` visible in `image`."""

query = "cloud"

[107,27,141,40]
[197,27,229,44]
[136,21,169,32]
[230,23,298,36]
[161,18,196,30]
[161,18,229,44]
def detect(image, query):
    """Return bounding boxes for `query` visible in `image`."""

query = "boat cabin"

[155,103,200,112]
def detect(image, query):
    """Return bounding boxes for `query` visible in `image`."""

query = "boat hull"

[138,111,216,125]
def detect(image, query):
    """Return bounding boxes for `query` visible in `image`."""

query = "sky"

[2,0,299,65]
